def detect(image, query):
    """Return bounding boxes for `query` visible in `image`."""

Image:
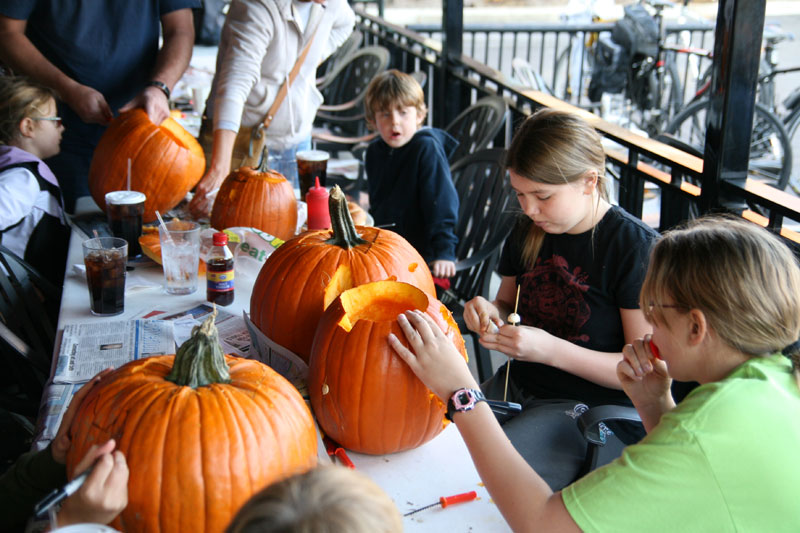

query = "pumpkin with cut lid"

[66,314,317,533]
[249,186,436,363]
[309,280,467,454]
[88,109,205,223]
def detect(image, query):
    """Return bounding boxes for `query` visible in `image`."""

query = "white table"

[44,199,511,532]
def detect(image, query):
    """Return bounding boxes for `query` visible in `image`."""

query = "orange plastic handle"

[439,491,478,508]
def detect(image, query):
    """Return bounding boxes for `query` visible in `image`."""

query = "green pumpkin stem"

[326,185,366,249]
[256,145,270,172]
[166,308,232,388]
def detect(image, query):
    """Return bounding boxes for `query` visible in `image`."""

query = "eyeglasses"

[646,302,689,314]
[33,116,62,127]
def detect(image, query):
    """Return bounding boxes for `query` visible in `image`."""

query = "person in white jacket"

[190,0,355,217]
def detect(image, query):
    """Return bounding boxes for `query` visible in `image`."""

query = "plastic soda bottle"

[206,232,234,306]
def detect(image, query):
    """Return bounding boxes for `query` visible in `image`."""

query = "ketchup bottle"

[306,177,331,230]
[206,232,234,306]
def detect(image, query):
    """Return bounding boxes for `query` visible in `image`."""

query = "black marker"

[34,464,94,518]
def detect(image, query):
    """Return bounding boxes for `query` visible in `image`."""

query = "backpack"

[611,4,660,59]
[588,34,629,102]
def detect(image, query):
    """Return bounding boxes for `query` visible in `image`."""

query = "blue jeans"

[267,138,311,190]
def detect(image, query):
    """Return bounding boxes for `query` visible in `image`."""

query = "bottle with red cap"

[306,176,331,230]
[206,232,234,306]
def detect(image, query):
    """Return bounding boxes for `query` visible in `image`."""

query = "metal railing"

[356,11,800,250]
[408,20,716,110]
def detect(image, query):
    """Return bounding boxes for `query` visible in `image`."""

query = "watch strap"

[146,80,170,100]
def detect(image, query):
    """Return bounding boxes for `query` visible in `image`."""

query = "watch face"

[455,390,476,409]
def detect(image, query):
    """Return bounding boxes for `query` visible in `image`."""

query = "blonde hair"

[0,76,56,145]
[505,108,609,268]
[225,466,403,533]
[364,69,427,128]
[642,215,800,382]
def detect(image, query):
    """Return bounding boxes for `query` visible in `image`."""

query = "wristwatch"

[446,388,486,421]
[146,80,171,100]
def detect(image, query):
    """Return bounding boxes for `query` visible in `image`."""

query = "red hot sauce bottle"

[206,232,234,306]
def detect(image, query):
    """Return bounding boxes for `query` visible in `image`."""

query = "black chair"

[444,95,508,165]
[316,29,364,88]
[575,379,700,478]
[438,148,516,382]
[314,45,391,139]
[0,245,58,421]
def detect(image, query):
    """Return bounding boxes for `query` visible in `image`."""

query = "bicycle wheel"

[552,39,595,104]
[784,104,800,194]
[662,99,793,191]
[628,56,683,136]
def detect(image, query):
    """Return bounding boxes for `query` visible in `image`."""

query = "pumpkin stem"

[256,145,270,172]
[166,308,232,388]
[326,185,366,249]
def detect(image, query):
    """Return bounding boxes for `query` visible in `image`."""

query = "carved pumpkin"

[66,315,317,533]
[89,109,205,223]
[309,280,467,454]
[210,148,297,241]
[250,186,436,363]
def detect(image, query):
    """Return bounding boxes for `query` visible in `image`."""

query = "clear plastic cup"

[158,220,200,295]
[82,237,128,316]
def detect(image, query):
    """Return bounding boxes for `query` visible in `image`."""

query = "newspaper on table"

[53,319,175,384]
[243,312,308,397]
[141,303,251,357]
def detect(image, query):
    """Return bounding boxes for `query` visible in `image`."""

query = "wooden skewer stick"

[503,285,521,402]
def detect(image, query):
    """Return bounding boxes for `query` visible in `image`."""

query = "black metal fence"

[408,20,716,110]
[356,11,800,249]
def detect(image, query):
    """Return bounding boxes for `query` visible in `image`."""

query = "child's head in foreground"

[225,465,403,533]
[364,69,427,149]
[641,215,800,381]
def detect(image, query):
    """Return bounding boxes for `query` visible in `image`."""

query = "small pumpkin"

[66,314,318,533]
[89,109,205,223]
[250,186,436,363]
[309,280,467,454]
[210,147,298,241]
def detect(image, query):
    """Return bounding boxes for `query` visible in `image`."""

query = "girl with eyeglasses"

[0,75,69,286]
[391,215,800,531]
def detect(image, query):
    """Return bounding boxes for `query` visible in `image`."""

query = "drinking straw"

[155,210,174,245]
[127,158,132,191]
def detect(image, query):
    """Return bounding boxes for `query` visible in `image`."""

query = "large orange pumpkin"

[66,315,318,533]
[89,109,205,223]
[309,280,467,454]
[210,148,297,240]
[250,186,436,363]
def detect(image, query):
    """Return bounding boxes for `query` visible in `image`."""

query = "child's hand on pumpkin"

[430,259,456,278]
[388,310,478,401]
[51,368,114,465]
[57,439,129,527]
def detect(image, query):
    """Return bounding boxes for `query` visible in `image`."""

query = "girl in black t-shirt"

[463,108,659,489]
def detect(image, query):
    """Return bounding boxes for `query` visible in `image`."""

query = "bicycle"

[555,0,701,135]
[660,24,797,192]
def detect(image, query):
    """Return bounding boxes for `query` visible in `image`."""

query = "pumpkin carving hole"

[336,281,427,332]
